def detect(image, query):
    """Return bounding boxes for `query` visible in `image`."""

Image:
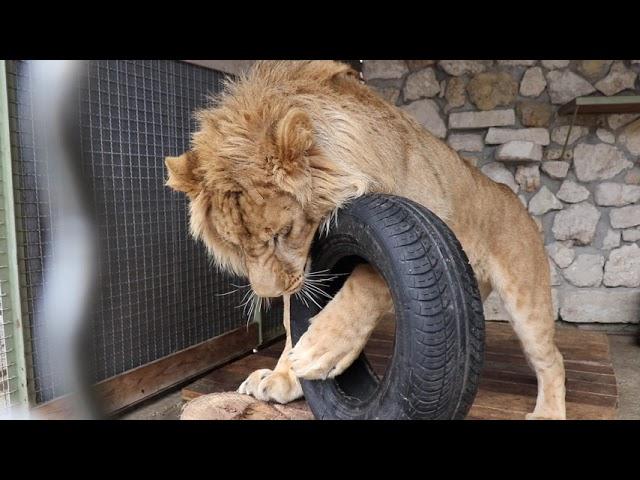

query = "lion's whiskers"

[217,281,251,297]
[294,291,310,308]
[294,268,347,310]
[231,269,347,323]
[304,282,333,299]
[216,289,238,297]
[232,288,272,327]
[299,285,324,309]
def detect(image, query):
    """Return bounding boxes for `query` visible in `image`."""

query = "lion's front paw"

[256,370,303,404]
[238,368,272,397]
[289,327,363,380]
[238,368,303,404]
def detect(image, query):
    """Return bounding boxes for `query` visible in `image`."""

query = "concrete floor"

[119,326,640,421]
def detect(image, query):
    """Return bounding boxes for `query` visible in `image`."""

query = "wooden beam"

[559,95,640,115]
[32,323,259,419]
[181,60,255,76]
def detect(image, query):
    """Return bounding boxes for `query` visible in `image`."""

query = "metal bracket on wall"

[558,95,640,159]
[559,105,579,162]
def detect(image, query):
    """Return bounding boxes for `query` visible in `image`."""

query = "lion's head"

[165,61,371,298]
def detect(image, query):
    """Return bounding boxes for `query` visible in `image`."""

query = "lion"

[165,60,566,420]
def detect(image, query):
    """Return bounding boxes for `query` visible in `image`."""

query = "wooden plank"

[564,359,615,375]
[559,95,640,115]
[470,388,617,420]
[486,321,609,345]
[478,378,617,408]
[487,344,610,363]
[483,359,617,386]
[484,351,614,374]
[468,401,617,420]
[34,324,259,419]
[30,396,77,420]
[467,405,527,420]
[257,341,286,358]
[181,322,619,420]
[182,351,278,402]
[365,337,394,349]
[486,333,610,354]
[481,369,618,397]
[221,352,278,374]
[486,324,611,351]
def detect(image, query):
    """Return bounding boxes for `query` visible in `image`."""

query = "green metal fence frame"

[0,60,29,412]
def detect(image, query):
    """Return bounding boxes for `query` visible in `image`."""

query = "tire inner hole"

[315,255,396,403]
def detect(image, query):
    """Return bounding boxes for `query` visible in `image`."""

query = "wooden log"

[181,392,314,420]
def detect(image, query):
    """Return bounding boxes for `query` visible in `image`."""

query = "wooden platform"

[182,321,619,420]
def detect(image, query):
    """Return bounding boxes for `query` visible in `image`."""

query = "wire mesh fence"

[0,60,26,414]
[262,297,284,342]
[6,60,278,405]
[0,206,13,411]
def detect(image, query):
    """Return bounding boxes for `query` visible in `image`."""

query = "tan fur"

[166,61,566,420]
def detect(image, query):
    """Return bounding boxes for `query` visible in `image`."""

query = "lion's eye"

[273,224,292,245]
[279,224,292,238]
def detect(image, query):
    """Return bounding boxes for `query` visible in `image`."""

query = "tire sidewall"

[290,195,483,420]
[291,213,411,420]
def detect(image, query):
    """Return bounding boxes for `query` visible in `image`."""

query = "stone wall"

[363,60,640,324]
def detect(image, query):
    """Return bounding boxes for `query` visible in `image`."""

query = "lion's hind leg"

[489,242,566,420]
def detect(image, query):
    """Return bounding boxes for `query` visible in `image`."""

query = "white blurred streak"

[9,60,98,419]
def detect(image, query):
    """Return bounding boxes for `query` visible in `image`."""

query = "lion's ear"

[165,151,201,195]
[333,63,360,82]
[276,108,313,166]
[272,108,313,203]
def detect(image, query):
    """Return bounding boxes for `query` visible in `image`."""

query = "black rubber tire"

[290,194,485,420]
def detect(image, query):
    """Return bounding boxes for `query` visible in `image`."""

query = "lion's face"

[202,188,318,297]
[165,104,324,297]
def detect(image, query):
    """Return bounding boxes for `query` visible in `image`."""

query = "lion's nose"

[286,275,304,293]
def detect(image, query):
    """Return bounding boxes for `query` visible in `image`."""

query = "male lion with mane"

[165,60,566,420]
